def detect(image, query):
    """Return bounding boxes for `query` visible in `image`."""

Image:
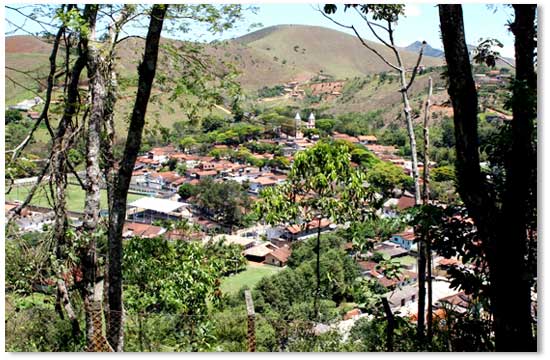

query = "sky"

[4,3,517,58]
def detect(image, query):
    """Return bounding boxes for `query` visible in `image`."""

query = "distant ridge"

[405,41,444,58]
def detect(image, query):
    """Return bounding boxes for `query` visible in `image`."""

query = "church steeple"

[307,112,315,129]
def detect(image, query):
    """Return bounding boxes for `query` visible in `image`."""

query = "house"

[357,135,378,145]
[283,218,333,241]
[369,269,417,290]
[147,145,176,162]
[122,221,166,238]
[248,175,280,194]
[136,156,161,169]
[437,291,472,314]
[9,96,43,111]
[385,284,418,309]
[343,308,362,320]
[169,153,200,168]
[264,245,291,267]
[332,131,359,143]
[390,228,416,251]
[211,234,256,250]
[373,241,411,259]
[244,242,278,263]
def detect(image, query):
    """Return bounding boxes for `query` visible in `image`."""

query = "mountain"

[405,41,444,58]
[233,25,442,84]
[6,25,446,148]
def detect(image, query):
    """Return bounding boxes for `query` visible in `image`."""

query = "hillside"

[234,25,442,82]
[5,25,445,153]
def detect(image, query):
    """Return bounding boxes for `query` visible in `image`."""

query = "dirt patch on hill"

[6,35,53,54]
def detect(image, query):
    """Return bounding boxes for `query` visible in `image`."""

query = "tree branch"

[404,42,426,92]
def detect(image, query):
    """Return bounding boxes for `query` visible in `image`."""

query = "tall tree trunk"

[107,5,167,351]
[314,216,322,321]
[80,5,103,349]
[495,4,537,351]
[439,4,536,351]
[423,77,434,341]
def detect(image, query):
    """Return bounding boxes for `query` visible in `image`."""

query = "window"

[412,295,416,302]
[401,299,405,307]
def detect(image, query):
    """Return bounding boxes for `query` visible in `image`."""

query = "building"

[122,221,166,238]
[294,112,304,139]
[126,197,191,224]
[283,218,333,241]
[244,242,278,263]
[264,245,291,267]
[306,112,316,129]
[357,135,378,145]
[390,228,416,251]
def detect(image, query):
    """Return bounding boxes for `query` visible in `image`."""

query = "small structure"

[127,197,190,224]
[264,245,291,267]
[244,242,278,262]
[390,228,416,251]
[283,218,333,241]
[9,96,43,111]
[122,221,165,238]
[211,234,256,249]
[357,135,378,145]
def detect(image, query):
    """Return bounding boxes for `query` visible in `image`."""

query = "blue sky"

[5,3,517,57]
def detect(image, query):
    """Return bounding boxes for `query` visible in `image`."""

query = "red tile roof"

[268,246,291,263]
[286,218,331,234]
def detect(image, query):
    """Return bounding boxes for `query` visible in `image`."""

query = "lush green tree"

[178,136,196,152]
[257,141,373,319]
[367,161,412,196]
[178,182,198,200]
[194,178,252,230]
[431,165,456,182]
[6,109,23,124]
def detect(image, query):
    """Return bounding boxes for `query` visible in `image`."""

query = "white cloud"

[405,5,422,17]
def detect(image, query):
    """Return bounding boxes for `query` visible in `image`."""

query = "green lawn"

[221,264,283,295]
[6,183,143,212]
[396,255,417,267]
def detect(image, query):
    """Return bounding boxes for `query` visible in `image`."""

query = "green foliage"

[349,315,417,351]
[5,294,84,352]
[254,249,359,318]
[367,161,412,195]
[431,165,456,182]
[257,141,374,226]
[334,111,382,136]
[6,109,23,124]
[258,85,285,98]
[178,182,198,200]
[194,177,252,229]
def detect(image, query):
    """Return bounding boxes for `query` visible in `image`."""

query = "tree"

[321,5,429,337]
[194,178,252,231]
[178,182,198,200]
[5,109,23,124]
[439,4,536,351]
[178,136,196,153]
[257,141,373,319]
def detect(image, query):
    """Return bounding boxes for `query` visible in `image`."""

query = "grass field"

[396,255,417,267]
[221,264,283,295]
[6,183,144,212]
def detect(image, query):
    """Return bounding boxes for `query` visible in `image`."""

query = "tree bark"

[495,4,537,351]
[423,77,434,341]
[439,4,536,351]
[80,5,103,349]
[314,216,322,321]
[107,5,167,351]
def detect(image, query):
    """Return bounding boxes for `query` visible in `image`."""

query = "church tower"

[307,112,316,129]
[294,112,303,139]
